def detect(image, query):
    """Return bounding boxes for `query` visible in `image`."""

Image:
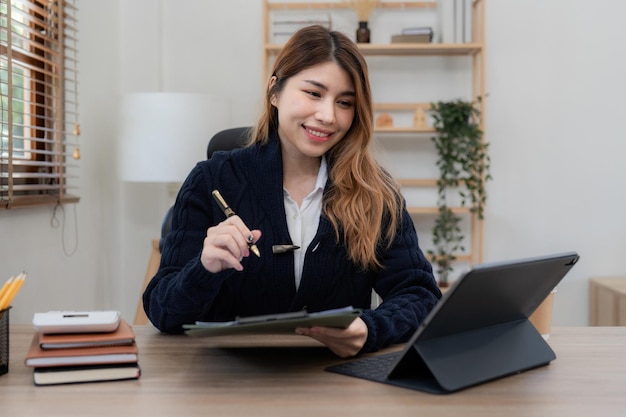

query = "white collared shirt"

[284,157,327,290]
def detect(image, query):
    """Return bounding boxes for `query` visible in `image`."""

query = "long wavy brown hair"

[251,25,403,271]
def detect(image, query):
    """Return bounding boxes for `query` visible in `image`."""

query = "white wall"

[484,1,626,325]
[0,1,122,324]
[1,0,625,326]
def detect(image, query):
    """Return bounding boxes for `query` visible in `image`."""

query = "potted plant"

[428,99,490,287]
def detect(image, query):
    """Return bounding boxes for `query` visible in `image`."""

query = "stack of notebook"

[24,318,140,386]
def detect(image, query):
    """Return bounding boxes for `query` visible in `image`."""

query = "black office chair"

[159,127,251,252]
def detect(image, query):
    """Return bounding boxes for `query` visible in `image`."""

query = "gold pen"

[211,190,261,257]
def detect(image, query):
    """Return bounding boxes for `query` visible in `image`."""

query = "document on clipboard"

[183,306,362,337]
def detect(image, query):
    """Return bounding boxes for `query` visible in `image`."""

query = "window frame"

[1,0,79,210]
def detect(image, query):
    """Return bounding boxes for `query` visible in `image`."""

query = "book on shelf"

[38,318,135,349]
[438,0,455,43]
[25,332,139,367]
[400,26,434,36]
[439,0,472,43]
[462,0,472,43]
[33,362,141,386]
[391,33,433,44]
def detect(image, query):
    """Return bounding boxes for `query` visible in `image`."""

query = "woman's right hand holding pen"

[201,216,262,273]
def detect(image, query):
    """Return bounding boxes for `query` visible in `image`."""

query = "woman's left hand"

[295,317,368,358]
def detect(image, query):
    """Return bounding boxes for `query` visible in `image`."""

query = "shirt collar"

[314,156,328,193]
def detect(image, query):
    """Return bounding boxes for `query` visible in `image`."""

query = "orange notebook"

[25,333,138,368]
[38,319,135,349]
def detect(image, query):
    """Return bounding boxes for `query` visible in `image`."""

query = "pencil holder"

[0,307,9,376]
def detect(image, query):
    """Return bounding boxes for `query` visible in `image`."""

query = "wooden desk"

[1,326,625,416]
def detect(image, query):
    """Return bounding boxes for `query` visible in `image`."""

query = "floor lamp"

[118,92,231,325]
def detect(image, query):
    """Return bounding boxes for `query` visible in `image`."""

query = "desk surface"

[2,325,626,416]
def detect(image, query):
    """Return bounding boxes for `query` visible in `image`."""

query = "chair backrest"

[206,126,251,159]
[159,127,251,249]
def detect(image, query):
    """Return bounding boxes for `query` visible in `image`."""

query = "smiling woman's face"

[271,61,356,162]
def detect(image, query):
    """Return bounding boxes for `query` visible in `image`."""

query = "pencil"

[0,276,12,298]
[211,190,261,257]
[0,273,26,310]
[7,274,25,306]
[0,277,14,309]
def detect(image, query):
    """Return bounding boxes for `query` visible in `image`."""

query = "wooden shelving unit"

[264,43,482,57]
[261,0,486,269]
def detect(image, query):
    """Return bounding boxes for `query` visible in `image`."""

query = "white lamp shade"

[118,93,231,182]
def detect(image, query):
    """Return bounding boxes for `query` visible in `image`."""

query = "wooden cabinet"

[589,278,626,326]
[261,0,486,273]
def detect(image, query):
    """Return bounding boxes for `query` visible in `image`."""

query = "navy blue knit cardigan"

[143,133,441,353]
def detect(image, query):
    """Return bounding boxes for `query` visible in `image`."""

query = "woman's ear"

[269,76,278,106]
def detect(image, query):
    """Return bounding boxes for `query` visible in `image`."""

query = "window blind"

[0,0,80,209]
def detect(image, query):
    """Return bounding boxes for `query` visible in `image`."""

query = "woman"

[143,25,441,358]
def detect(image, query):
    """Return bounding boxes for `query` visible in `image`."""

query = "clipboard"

[183,306,362,337]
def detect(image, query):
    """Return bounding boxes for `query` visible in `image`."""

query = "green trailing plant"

[428,99,491,286]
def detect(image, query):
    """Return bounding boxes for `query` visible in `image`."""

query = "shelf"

[374,102,432,132]
[427,254,473,263]
[397,178,437,187]
[407,206,471,216]
[266,1,437,11]
[264,43,483,57]
[375,126,434,133]
[398,179,473,188]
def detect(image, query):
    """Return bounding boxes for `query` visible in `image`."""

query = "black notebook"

[327,252,580,394]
